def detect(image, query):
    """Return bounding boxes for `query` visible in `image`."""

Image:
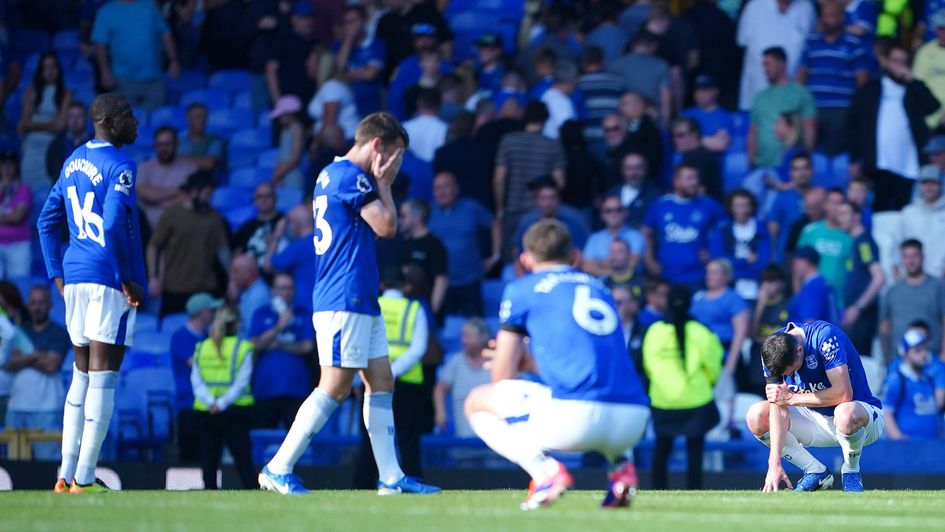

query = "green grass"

[2,490,943,531]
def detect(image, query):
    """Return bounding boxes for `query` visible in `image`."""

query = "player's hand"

[122,281,145,308]
[765,383,793,406]
[762,463,794,492]
[372,147,404,187]
[53,277,64,297]
[481,339,497,370]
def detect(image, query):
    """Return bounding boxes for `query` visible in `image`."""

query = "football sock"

[267,388,338,475]
[468,411,559,483]
[74,371,118,485]
[364,392,405,485]
[837,426,866,473]
[59,365,89,481]
[755,431,826,474]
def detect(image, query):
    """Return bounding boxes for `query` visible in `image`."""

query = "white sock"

[59,365,89,481]
[468,411,559,483]
[267,388,338,475]
[755,431,826,474]
[363,392,405,485]
[74,371,118,485]
[837,427,866,473]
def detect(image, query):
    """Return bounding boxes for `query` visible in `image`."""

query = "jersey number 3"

[66,185,105,247]
[313,195,332,255]
[572,285,618,336]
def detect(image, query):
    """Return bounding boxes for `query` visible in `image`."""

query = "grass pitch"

[2,490,943,531]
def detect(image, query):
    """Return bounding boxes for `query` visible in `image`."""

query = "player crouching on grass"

[464,220,650,510]
[747,320,884,492]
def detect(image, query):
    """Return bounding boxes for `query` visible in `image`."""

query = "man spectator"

[137,126,198,229]
[472,32,505,95]
[376,0,452,82]
[797,188,853,301]
[685,0,740,108]
[512,177,590,273]
[335,4,386,117]
[4,285,69,460]
[736,0,815,111]
[788,246,838,324]
[402,88,447,162]
[434,112,494,211]
[619,91,666,180]
[540,61,579,140]
[671,117,723,203]
[433,318,491,438]
[584,1,628,67]
[766,152,815,258]
[233,183,284,271]
[881,239,945,362]
[398,199,449,317]
[913,10,945,132]
[265,2,320,104]
[683,75,734,153]
[577,46,622,149]
[267,204,316,314]
[148,171,230,317]
[848,42,941,211]
[45,101,92,181]
[249,273,314,429]
[170,292,221,462]
[178,103,224,173]
[429,172,498,317]
[608,30,672,125]
[493,101,566,260]
[642,164,725,290]
[582,195,644,277]
[837,201,885,356]
[749,47,818,169]
[91,0,181,109]
[602,239,638,288]
[882,328,945,439]
[608,151,661,228]
[228,253,271,336]
[898,164,945,277]
[784,186,826,257]
[929,135,945,175]
[796,0,869,156]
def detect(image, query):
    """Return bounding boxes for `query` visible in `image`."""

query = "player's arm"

[490,328,526,382]
[763,400,794,492]
[779,365,854,408]
[37,180,66,285]
[390,307,428,378]
[103,165,143,305]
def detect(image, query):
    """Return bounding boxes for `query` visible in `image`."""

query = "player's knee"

[464,384,492,418]
[833,402,865,434]
[745,401,771,435]
[320,384,351,403]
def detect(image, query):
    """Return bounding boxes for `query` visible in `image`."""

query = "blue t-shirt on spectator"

[91,0,169,80]
[430,198,494,287]
[682,106,734,139]
[883,363,942,439]
[766,187,804,258]
[788,274,838,324]
[583,227,645,261]
[335,38,386,116]
[643,194,724,284]
[249,306,313,400]
[271,232,317,314]
[170,324,205,411]
[638,306,663,332]
[800,32,868,108]
[690,288,748,343]
[476,64,504,95]
[514,207,590,252]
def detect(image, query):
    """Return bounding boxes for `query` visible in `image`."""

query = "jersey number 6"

[312,195,333,255]
[66,185,106,247]
[572,285,618,336]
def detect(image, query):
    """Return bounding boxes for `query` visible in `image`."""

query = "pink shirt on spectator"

[0,182,31,244]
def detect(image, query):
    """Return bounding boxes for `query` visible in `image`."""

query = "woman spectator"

[433,318,491,437]
[0,154,32,278]
[709,189,771,302]
[190,306,257,490]
[690,259,750,378]
[308,51,361,144]
[18,52,71,190]
[268,95,306,189]
[642,285,723,490]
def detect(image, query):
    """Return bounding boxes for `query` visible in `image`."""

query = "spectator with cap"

[540,61,579,140]
[433,318,492,437]
[265,2,320,104]
[512,177,589,274]
[266,204,316,314]
[882,328,944,439]
[434,112,494,211]
[914,10,945,132]
[710,189,772,302]
[148,171,230,317]
[387,23,452,121]
[45,101,92,184]
[577,46,622,151]
[233,183,284,271]
[376,0,452,82]
[137,126,198,229]
[228,253,271,336]
[671,117,723,203]
[269,95,306,189]
[170,292,222,462]
[335,4,386,117]
[683,75,734,153]
[0,154,32,278]
[898,164,945,277]
[403,88,447,162]
[473,33,505,96]
[788,245,839,324]
[836,200,884,355]
[178,103,225,173]
[927,135,945,175]
[608,31,672,126]
[583,194,644,277]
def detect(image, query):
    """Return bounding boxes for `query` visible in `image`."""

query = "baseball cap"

[475,32,503,48]
[411,23,436,37]
[924,134,945,155]
[186,292,223,316]
[269,95,302,119]
[292,1,315,17]
[899,328,928,356]
[919,164,942,183]
[793,246,820,266]
[693,74,718,89]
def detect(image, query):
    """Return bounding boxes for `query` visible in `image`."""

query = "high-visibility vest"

[877,0,912,37]
[193,337,254,411]
[379,296,423,385]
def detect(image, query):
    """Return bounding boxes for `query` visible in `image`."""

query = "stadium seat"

[257,112,271,129]
[830,153,850,189]
[132,106,150,127]
[233,90,252,110]
[135,313,159,334]
[118,367,176,453]
[21,52,40,76]
[224,205,258,230]
[439,315,467,355]
[227,129,271,169]
[133,330,172,357]
[276,186,304,212]
[870,211,901,287]
[65,69,95,92]
[402,151,433,203]
[149,105,187,131]
[722,152,749,193]
[166,70,207,102]
[812,152,831,187]
[180,88,230,112]
[230,127,271,151]
[52,30,79,52]
[7,276,48,300]
[11,30,49,55]
[207,108,255,136]
[211,185,254,211]
[160,312,189,333]
[228,167,270,189]
[208,69,252,94]
[255,148,279,169]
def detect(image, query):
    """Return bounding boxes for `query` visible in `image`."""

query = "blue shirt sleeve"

[815,323,849,371]
[499,282,528,334]
[249,307,269,337]
[102,160,137,282]
[37,178,66,279]
[336,166,378,212]
[90,5,111,45]
[270,238,301,273]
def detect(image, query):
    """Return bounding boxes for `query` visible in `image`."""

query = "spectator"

[137,126,198,229]
[397,199,449,317]
[783,186,826,257]
[898,164,945,276]
[639,276,670,331]
[45,101,93,181]
[796,0,869,156]
[710,189,772,301]
[520,8,580,83]
[766,152,814,258]
[92,0,180,109]
[433,318,491,437]
[18,52,70,190]
[645,3,699,115]
[265,2,320,104]
[672,117,723,203]
[576,46,622,149]
[613,283,645,370]
[690,259,750,383]
[540,61,579,140]
[880,239,945,362]
[618,92,666,179]
[736,0,815,111]
[643,285,723,490]
[847,42,941,211]
[191,306,256,489]
[474,71,526,152]
[846,175,874,232]
[387,26,450,121]
[434,112,494,211]
[0,154,31,278]
[512,177,590,273]
[178,103,224,173]
[308,54,361,144]
[788,246,839,324]
[5,285,68,460]
[914,11,945,132]
[335,4,385,117]
[401,49,447,121]
[472,33,505,95]
[607,150,660,227]
[249,273,314,429]
[748,46,817,169]
[171,292,221,462]
[608,31,672,125]
[837,200,884,356]
[429,172,498,317]
[269,96,306,189]
[148,171,230,317]
[583,195,644,277]
[559,120,600,217]
[685,0,740,109]
[643,164,725,291]
[882,329,944,439]
[0,294,20,425]
[493,101,566,260]
[601,239,639,288]
[403,88,447,162]
[233,183,284,271]
[584,2,628,67]
[683,75,734,153]
[927,135,945,179]
[748,264,790,390]
[797,188,853,299]
[376,0,452,82]
[267,204,317,314]
[228,253,271,336]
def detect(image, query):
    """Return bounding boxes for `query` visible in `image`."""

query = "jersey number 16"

[67,185,105,247]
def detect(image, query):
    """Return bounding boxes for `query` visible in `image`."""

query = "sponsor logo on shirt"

[821,336,840,362]
[663,223,699,243]
[788,381,827,394]
[805,354,818,369]
[114,169,134,195]
[356,174,373,194]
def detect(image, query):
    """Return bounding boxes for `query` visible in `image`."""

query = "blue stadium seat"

[7,275,48,300]
[180,88,230,112]
[830,153,850,190]
[228,167,270,189]
[22,52,40,76]
[71,87,97,110]
[228,129,271,169]
[119,367,176,446]
[723,152,749,193]
[224,205,258,230]
[208,69,252,93]
[149,105,187,131]
[230,127,271,151]
[227,149,257,170]
[439,315,467,355]
[52,30,79,52]
[134,330,172,357]
[211,185,254,211]
[255,148,279,169]
[166,70,207,102]
[233,90,252,110]
[208,108,255,136]
[276,186,304,212]
[11,30,49,55]
[257,112,271,129]
[403,151,433,202]
[136,313,159,334]
[812,152,831,188]
[160,312,189,334]
[65,69,95,91]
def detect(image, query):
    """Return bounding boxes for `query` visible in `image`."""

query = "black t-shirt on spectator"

[398,233,448,284]
[681,146,723,204]
[268,30,319,102]
[434,138,495,211]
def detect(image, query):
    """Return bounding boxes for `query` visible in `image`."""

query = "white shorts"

[489,379,650,461]
[788,401,885,448]
[64,283,137,347]
[313,311,389,369]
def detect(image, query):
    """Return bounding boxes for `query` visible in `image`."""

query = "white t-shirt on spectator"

[308,79,361,140]
[403,113,448,162]
[438,353,491,437]
[541,87,576,140]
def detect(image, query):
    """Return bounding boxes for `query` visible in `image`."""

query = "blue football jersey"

[499,265,649,405]
[765,320,882,416]
[643,194,723,284]
[311,157,381,315]
[37,140,146,292]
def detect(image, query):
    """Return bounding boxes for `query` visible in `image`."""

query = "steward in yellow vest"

[379,289,427,384]
[192,336,255,411]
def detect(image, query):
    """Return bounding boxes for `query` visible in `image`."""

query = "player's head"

[461,317,491,357]
[0,152,18,184]
[762,332,804,378]
[272,272,296,308]
[209,305,241,347]
[354,111,409,160]
[672,163,701,198]
[521,219,573,270]
[26,284,51,325]
[90,93,138,147]
[644,276,669,311]
[900,238,924,277]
